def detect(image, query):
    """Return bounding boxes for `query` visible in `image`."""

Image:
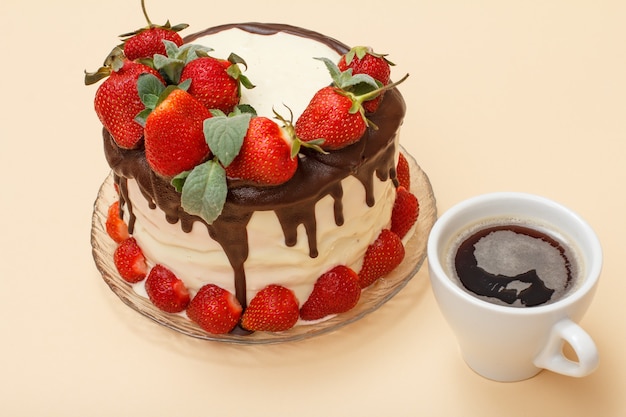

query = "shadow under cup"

[427,192,602,382]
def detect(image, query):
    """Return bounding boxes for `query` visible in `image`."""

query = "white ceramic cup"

[427,192,602,382]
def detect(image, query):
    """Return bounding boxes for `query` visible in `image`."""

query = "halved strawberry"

[186,284,242,334]
[358,229,405,288]
[390,186,419,239]
[241,285,299,332]
[113,238,148,283]
[105,201,129,243]
[145,264,190,313]
[396,152,411,190]
[300,265,361,321]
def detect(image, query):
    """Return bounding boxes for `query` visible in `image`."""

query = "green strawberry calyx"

[83,47,126,85]
[343,46,395,67]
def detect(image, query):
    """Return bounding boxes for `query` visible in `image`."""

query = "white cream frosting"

[126,27,400,311]
[128,173,396,304]
[197,28,339,120]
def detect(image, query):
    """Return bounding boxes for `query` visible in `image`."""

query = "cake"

[86,10,419,335]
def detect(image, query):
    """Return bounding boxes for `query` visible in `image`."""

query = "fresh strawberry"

[143,88,212,177]
[390,186,419,239]
[338,46,393,113]
[396,152,411,190]
[113,238,148,283]
[123,28,184,61]
[119,0,187,61]
[86,51,165,149]
[295,86,368,150]
[105,201,129,243]
[295,70,408,151]
[186,284,242,334]
[145,264,190,313]
[241,285,300,332]
[358,229,405,288]
[179,57,242,114]
[225,116,298,185]
[300,265,361,321]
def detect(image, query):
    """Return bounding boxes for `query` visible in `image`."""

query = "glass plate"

[91,148,437,344]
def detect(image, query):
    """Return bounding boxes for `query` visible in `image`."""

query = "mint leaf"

[171,170,191,192]
[316,56,378,91]
[234,104,257,116]
[203,113,252,167]
[316,57,342,81]
[162,40,181,59]
[137,73,166,109]
[180,160,227,225]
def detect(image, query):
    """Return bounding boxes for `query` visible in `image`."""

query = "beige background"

[1,0,625,415]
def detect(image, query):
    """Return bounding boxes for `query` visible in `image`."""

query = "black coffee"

[447,221,581,307]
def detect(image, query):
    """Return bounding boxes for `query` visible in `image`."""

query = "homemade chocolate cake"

[88,19,420,335]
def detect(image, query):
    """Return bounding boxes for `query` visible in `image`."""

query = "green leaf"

[226,57,256,89]
[180,160,228,225]
[170,23,190,32]
[340,73,379,90]
[178,78,192,91]
[203,113,252,167]
[163,40,181,59]
[227,52,248,69]
[316,56,378,91]
[171,170,191,192]
[316,57,342,82]
[181,44,213,63]
[234,104,257,116]
[137,73,166,108]
[134,108,151,127]
[153,54,185,84]
[209,109,228,118]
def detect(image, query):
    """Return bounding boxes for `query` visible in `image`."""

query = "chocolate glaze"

[103,23,406,311]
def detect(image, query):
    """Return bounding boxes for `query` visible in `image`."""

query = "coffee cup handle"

[533,318,599,377]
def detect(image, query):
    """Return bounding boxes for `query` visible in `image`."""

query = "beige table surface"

[1,0,624,415]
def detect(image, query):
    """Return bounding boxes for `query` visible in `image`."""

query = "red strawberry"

[338,46,393,113]
[88,56,165,149]
[113,238,148,283]
[145,264,190,313]
[123,28,184,61]
[396,152,411,190]
[119,0,187,61]
[225,116,298,185]
[186,284,242,334]
[295,86,368,150]
[300,265,361,321]
[144,88,212,177]
[105,201,129,243]
[358,229,405,288]
[241,285,300,332]
[390,186,419,239]
[179,57,241,114]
